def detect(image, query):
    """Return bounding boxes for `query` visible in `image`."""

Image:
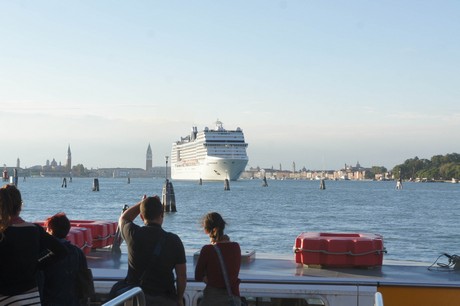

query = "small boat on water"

[37,221,460,306]
[2,169,8,181]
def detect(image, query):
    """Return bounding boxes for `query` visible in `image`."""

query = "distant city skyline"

[1,1,459,170]
[6,142,452,173]
[3,143,361,172]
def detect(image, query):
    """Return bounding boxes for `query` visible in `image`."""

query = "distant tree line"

[72,164,88,176]
[365,166,388,179]
[391,153,460,180]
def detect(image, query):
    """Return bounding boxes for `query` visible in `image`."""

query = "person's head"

[201,212,227,243]
[0,184,23,238]
[140,196,163,224]
[45,212,71,239]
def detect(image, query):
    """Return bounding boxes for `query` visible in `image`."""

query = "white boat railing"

[374,292,384,306]
[102,287,146,306]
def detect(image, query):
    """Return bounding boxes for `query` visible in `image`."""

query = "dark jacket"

[40,239,88,306]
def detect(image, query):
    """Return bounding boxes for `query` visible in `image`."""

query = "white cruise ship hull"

[172,156,248,181]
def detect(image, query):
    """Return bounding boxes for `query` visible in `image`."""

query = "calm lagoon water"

[14,177,460,264]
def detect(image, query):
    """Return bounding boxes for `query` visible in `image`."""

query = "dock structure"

[224,178,230,191]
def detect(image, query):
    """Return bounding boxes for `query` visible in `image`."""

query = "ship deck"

[87,248,460,289]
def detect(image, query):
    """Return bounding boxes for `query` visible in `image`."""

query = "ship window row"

[176,153,206,160]
[204,143,248,147]
[203,139,246,143]
[205,148,247,153]
[208,150,246,155]
[206,153,248,158]
[207,148,246,152]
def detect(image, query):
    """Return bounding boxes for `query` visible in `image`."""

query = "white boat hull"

[171,156,248,181]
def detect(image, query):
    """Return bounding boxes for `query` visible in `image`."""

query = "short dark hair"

[45,212,71,239]
[140,196,163,222]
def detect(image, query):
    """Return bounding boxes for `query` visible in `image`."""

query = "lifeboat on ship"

[70,220,118,249]
[294,232,385,268]
[36,220,118,253]
[67,227,93,255]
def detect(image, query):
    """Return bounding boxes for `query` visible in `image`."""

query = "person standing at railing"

[117,195,186,306]
[195,212,242,306]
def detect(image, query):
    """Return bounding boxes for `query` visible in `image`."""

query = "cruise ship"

[171,120,248,181]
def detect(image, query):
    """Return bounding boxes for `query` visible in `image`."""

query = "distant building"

[146,144,153,171]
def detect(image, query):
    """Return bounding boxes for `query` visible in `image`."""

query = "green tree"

[366,166,388,179]
[72,164,88,177]
[392,153,460,180]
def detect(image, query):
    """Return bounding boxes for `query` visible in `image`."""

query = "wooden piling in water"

[13,169,18,187]
[224,179,230,191]
[162,179,177,212]
[92,178,100,191]
[262,176,268,187]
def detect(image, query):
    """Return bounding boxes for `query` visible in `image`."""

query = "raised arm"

[118,196,146,227]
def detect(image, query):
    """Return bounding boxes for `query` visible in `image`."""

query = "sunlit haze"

[1,1,459,170]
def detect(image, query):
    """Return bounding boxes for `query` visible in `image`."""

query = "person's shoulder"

[231,241,241,251]
[11,222,40,228]
[164,230,182,241]
[220,241,241,252]
[122,219,137,227]
[66,240,84,253]
[199,243,214,254]
[5,223,41,237]
[121,220,140,232]
[202,243,214,250]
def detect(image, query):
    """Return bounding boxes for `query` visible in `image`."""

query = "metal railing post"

[102,287,146,306]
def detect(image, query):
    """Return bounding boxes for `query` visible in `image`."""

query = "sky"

[1,1,459,171]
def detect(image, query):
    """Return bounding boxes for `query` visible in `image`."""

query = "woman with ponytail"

[195,212,242,306]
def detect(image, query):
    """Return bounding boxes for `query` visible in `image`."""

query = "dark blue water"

[13,177,460,263]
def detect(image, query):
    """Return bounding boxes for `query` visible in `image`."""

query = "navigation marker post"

[319,179,326,190]
[162,156,176,212]
[224,170,230,190]
[92,178,100,191]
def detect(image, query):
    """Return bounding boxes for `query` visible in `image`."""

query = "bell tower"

[146,144,153,171]
[66,145,72,170]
